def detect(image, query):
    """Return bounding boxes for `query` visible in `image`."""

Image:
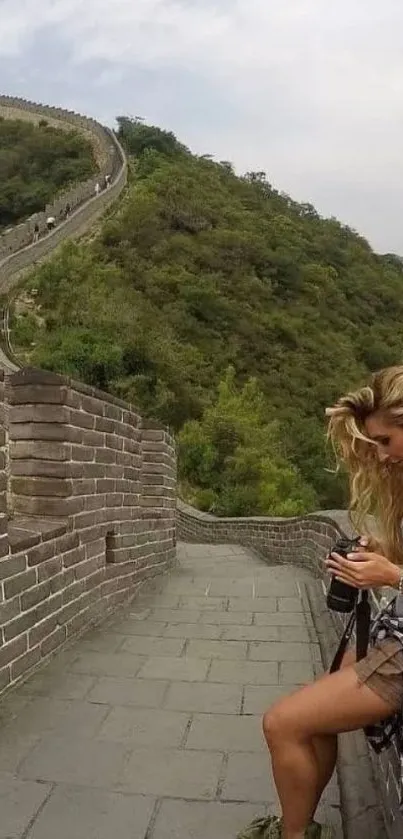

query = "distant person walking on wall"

[60,204,71,222]
[46,216,55,233]
[104,173,111,189]
[32,223,39,243]
[94,182,101,196]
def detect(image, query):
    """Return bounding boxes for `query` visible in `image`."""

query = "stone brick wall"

[0,96,127,284]
[177,499,402,839]
[0,368,176,697]
[177,499,352,573]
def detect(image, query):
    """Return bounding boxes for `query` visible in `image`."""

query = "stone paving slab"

[28,786,156,839]
[164,681,243,714]
[122,747,224,798]
[0,773,52,838]
[208,658,279,685]
[0,541,342,838]
[186,713,266,752]
[87,676,169,707]
[151,800,267,839]
[222,753,277,802]
[20,736,129,787]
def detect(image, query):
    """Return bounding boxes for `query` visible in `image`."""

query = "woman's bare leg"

[308,650,357,818]
[267,650,354,823]
[262,663,398,839]
[310,734,338,815]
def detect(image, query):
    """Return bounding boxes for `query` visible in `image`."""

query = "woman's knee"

[262,653,356,747]
[262,700,294,747]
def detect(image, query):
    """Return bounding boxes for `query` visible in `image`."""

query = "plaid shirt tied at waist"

[362,595,403,810]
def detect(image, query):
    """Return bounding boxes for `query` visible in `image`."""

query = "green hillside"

[9,118,403,515]
[0,117,96,228]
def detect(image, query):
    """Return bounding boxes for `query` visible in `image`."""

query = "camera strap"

[355,590,371,660]
[329,591,370,674]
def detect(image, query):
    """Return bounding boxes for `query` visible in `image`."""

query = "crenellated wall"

[0,368,176,697]
[0,95,127,293]
[177,499,352,573]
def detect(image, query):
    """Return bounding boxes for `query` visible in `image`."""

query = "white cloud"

[1,0,403,251]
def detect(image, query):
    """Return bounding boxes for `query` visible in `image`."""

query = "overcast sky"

[1,0,403,254]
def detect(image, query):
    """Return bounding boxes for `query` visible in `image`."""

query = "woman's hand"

[325,547,401,589]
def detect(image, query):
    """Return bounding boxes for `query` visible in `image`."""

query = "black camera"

[326,536,362,613]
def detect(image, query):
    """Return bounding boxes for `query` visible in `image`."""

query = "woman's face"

[365,413,403,464]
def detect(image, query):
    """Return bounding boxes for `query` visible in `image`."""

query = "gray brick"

[222,752,277,803]
[88,677,168,708]
[151,800,266,839]
[0,553,26,581]
[186,639,248,660]
[120,636,185,657]
[209,660,278,685]
[28,786,155,839]
[249,642,313,661]
[279,661,315,684]
[164,681,242,714]
[20,736,128,787]
[70,652,144,677]
[0,775,52,838]
[121,748,223,798]
[186,713,265,752]
[243,685,295,715]
[137,656,209,682]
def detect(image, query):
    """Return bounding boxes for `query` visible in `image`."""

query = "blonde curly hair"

[326,366,403,564]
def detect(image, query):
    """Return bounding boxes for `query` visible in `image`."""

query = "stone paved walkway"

[0,543,342,838]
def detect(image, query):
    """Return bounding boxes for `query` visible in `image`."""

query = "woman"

[239,366,403,839]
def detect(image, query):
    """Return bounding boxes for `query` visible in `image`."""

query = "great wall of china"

[0,95,128,373]
[0,97,400,838]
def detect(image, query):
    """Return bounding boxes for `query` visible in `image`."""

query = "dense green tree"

[178,367,317,516]
[116,117,188,158]
[9,117,403,514]
[0,117,96,227]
